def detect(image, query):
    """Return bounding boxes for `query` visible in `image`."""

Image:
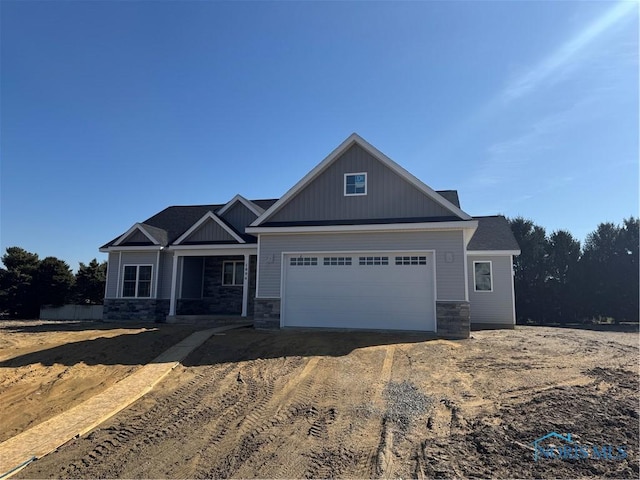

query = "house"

[100,133,520,338]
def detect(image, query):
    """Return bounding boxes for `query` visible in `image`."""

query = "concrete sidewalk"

[0,323,249,479]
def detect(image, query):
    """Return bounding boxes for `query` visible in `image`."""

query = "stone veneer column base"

[436,301,470,339]
[103,299,170,323]
[253,298,281,329]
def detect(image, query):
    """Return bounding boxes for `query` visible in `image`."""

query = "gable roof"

[100,198,278,249]
[113,223,164,246]
[251,133,472,227]
[173,211,245,245]
[217,194,265,217]
[468,216,521,253]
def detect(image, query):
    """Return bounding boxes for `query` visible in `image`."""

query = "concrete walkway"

[0,323,249,479]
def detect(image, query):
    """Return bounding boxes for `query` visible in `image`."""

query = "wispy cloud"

[472,99,595,187]
[502,1,637,102]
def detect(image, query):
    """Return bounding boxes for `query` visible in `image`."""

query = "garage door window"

[323,257,352,266]
[395,256,427,265]
[474,261,493,292]
[290,257,318,266]
[359,256,389,266]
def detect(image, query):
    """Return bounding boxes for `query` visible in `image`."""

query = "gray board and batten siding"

[182,217,237,243]
[266,144,459,223]
[220,201,259,235]
[121,229,152,244]
[257,230,466,301]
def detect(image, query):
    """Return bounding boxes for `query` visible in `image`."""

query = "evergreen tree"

[509,217,548,324]
[545,230,581,323]
[74,259,107,304]
[36,257,75,307]
[0,247,40,318]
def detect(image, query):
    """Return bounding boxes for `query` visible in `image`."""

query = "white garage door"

[282,252,436,331]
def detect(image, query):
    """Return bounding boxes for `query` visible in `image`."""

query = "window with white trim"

[359,256,388,266]
[395,256,427,265]
[122,265,152,298]
[290,257,318,266]
[344,173,367,196]
[323,257,352,266]
[473,261,493,292]
[222,261,244,286]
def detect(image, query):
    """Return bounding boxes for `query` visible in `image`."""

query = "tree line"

[510,217,638,324]
[0,247,106,318]
[0,216,637,322]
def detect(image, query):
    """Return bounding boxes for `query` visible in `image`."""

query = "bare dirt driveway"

[3,321,638,479]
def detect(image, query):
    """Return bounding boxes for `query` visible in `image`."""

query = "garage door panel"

[283,252,435,331]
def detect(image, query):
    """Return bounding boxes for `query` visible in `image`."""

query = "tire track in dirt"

[196,357,321,478]
[54,363,238,477]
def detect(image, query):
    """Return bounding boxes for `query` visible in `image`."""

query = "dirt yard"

[2,321,638,479]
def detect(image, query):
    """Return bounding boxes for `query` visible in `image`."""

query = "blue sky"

[1,0,638,270]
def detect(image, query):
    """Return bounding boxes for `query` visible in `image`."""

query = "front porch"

[167,247,257,319]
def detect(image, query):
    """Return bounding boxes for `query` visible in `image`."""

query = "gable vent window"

[359,256,388,266]
[323,257,352,266]
[290,257,318,266]
[395,256,427,265]
[344,173,367,196]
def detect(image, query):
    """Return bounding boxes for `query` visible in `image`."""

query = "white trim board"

[467,250,521,256]
[100,245,164,253]
[247,220,478,235]
[250,133,472,227]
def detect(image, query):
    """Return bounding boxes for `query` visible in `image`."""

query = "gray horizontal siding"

[221,202,257,234]
[467,255,515,325]
[268,144,456,223]
[257,230,465,300]
[105,251,159,298]
[186,218,236,243]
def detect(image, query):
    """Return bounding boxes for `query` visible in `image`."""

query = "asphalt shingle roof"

[102,196,519,254]
[101,199,278,248]
[468,216,520,252]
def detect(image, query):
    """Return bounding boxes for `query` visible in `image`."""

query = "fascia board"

[246,220,478,235]
[168,244,257,250]
[101,246,164,252]
[467,250,522,256]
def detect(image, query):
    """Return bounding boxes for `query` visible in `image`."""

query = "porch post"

[241,253,250,317]
[169,253,179,316]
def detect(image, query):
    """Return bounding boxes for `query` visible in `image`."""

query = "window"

[359,256,388,266]
[122,265,152,297]
[395,256,427,265]
[474,261,493,292]
[290,257,318,266]
[344,172,367,196]
[323,257,352,266]
[222,261,244,286]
